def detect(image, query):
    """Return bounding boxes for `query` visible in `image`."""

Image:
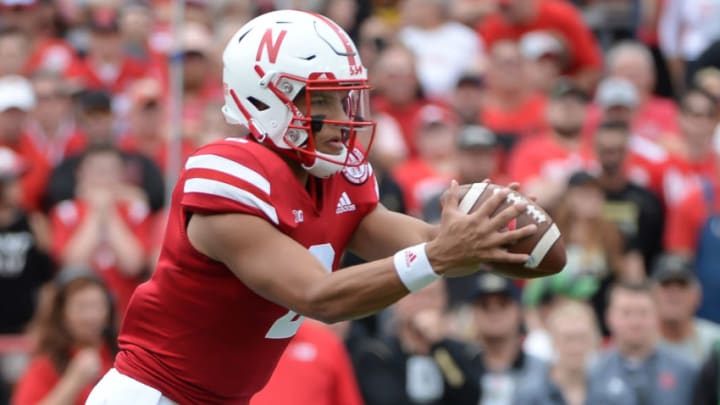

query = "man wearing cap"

[0,74,51,212]
[508,79,594,208]
[593,120,665,274]
[520,31,567,94]
[422,125,501,224]
[466,273,546,405]
[651,254,720,366]
[587,281,697,405]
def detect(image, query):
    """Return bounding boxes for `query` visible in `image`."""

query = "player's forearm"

[303,256,410,323]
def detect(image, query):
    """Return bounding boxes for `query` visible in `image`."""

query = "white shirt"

[659,0,720,60]
[399,22,483,100]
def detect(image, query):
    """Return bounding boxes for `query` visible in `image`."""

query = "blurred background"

[1,0,720,404]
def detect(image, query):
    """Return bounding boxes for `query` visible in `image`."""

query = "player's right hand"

[425,180,537,277]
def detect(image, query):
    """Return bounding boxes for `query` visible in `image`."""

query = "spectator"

[0,147,54,335]
[651,254,720,366]
[519,31,568,95]
[663,87,720,208]
[0,27,31,76]
[356,15,393,83]
[371,44,432,161]
[593,119,665,274]
[693,339,720,405]
[0,74,50,212]
[27,70,83,167]
[476,0,603,90]
[693,67,720,154]
[468,273,547,405]
[66,8,149,96]
[45,90,165,213]
[352,280,482,405]
[118,77,195,172]
[11,270,116,405]
[398,0,483,101]
[586,281,697,405]
[521,271,599,361]
[392,104,459,217]
[423,125,502,224]
[480,40,547,146]
[659,0,720,90]
[591,77,669,198]
[605,41,681,145]
[450,72,485,126]
[250,320,364,405]
[50,144,154,318]
[553,171,635,336]
[523,300,601,405]
[508,80,594,208]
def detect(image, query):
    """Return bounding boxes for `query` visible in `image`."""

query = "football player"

[86,10,536,405]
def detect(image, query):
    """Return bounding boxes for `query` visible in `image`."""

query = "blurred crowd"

[0,0,720,404]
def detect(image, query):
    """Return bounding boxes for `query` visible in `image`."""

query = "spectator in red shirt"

[480,40,548,146]
[250,320,364,405]
[392,104,459,216]
[12,270,116,405]
[371,44,433,161]
[0,74,50,212]
[50,145,154,317]
[604,41,681,146]
[477,0,603,90]
[663,87,720,207]
[66,9,149,96]
[118,77,195,172]
[26,70,83,167]
[508,79,594,208]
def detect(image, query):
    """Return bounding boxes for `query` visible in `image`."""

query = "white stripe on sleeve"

[185,154,271,195]
[184,178,279,224]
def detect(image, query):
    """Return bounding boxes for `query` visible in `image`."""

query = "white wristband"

[393,243,440,293]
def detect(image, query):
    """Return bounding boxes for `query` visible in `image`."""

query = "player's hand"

[425,180,537,277]
[67,348,102,384]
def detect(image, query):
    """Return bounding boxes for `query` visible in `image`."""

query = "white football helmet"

[222,10,375,178]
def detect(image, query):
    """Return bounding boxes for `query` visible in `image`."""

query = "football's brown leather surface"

[458,182,566,278]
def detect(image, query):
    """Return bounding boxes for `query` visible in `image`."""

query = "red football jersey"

[114,138,379,404]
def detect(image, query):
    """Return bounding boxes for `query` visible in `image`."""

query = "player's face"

[295,89,352,156]
[64,284,110,346]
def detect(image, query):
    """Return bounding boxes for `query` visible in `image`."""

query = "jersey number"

[264,243,335,339]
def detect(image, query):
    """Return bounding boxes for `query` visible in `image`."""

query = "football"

[457,182,566,278]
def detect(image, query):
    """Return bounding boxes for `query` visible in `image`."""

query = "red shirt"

[480,93,548,139]
[24,38,82,77]
[66,57,150,95]
[662,153,720,208]
[50,200,154,315]
[508,134,595,185]
[372,96,434,158]
[392,158,454,217]
[250,321,364,405]
[11,345,114,405]
[114,139,379,404]
[1,134,51,212]
[665,179,720,253]
[478,0,603,75]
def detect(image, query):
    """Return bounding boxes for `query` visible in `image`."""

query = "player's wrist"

[393,243,441,292]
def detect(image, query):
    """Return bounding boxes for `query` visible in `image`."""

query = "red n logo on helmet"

[255,29,287,64]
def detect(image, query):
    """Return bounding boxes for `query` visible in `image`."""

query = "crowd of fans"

[1,0,720,404]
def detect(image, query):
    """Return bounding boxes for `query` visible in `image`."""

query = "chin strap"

[302,147,348,178]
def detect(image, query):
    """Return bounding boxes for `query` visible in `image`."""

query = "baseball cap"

[469,273,520,302]
[129,77,162,109]
[550,79,589,102]
[457,125,497,150]
[523,272,599,308]
[520,31,563,61]
[415,104,457,132]
[0,147,27,180]
[181,22,213,55]
[0,75,35,112]
[567,170,600,188]
[89,8,120,33]
[596,77,639,109]
[651,254,696,284]
[79,90,112,114]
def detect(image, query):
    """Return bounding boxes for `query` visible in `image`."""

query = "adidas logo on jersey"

[336,192,356,214]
